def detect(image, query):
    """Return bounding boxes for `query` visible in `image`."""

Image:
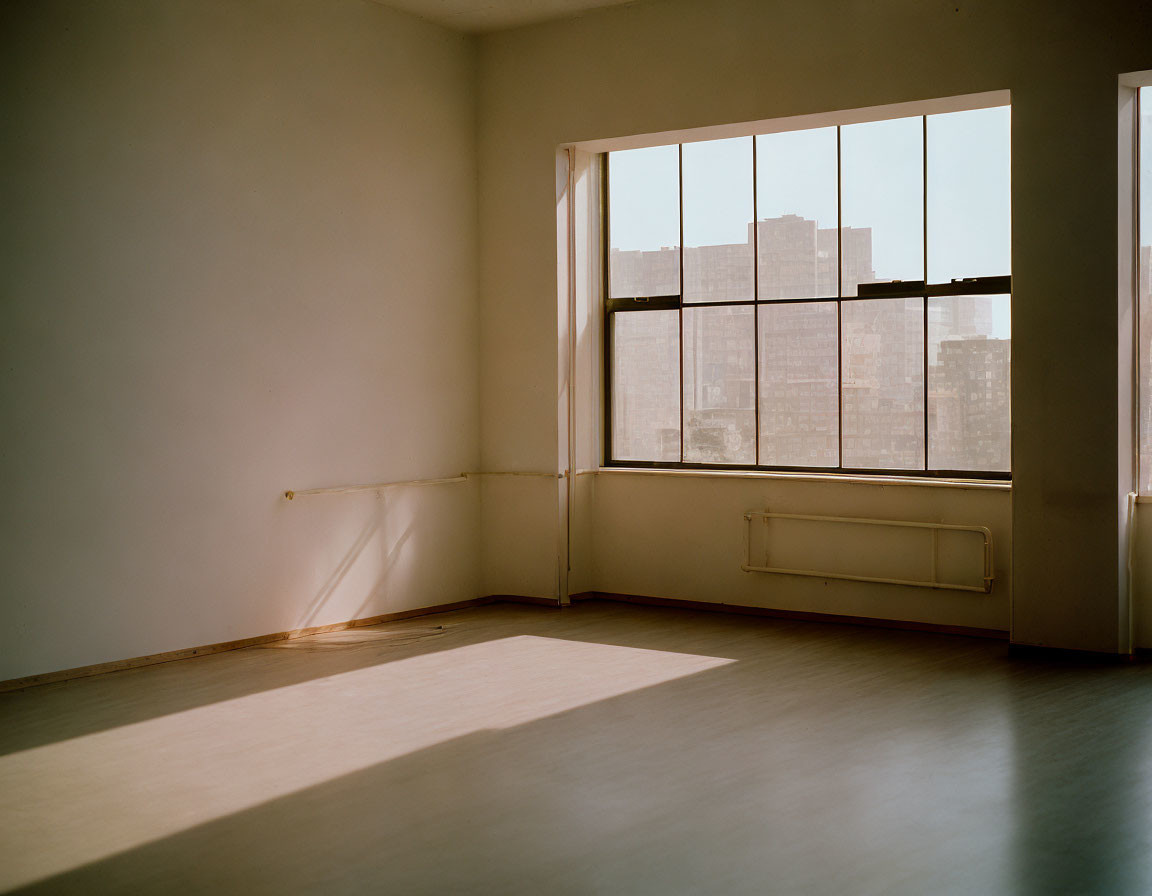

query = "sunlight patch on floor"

[0,636,732,891]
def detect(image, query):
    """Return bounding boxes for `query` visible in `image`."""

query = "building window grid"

[603,114,1011,480]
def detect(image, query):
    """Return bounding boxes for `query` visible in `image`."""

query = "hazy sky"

[1143,87,1151,251]
[609,104,1013,337]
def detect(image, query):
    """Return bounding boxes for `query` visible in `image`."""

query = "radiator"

[742,511,994,594]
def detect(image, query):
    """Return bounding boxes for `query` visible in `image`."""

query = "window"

[605,102,1011,477]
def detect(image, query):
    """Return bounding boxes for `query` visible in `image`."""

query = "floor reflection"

[1010,658,1152,896]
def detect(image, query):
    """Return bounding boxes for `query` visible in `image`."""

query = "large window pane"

[1141,87,1152,493]
[612,311,680,461]
[684,306,755,463]
[683,137,754,302]
[758,302,839,466]
[841,117,924,295]
[755,127,838,299]
[608,146,680,298]
[928,296,1010,471]
[842,298,925,469]
[927,106,1011,283]
[606,101,1013,478]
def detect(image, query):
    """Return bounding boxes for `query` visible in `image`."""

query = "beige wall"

[1134,504,1152,648]
[592,473,1010,631]
[0,0,481,680]
[477,0,1152,649]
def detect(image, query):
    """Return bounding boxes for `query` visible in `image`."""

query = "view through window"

[607,103,1012,476]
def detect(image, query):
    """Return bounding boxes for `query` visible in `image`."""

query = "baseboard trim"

[485,594,563,607]
[0,590,1007,694]
[571,591,1008,641]
[0,597,498,694]
[1008,643,1137,662]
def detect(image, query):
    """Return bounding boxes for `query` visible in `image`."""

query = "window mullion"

[752,135,760,467]
[836,125,844,471]
[923,114,929,472]
[602,155,612,463]
[678,143,685,465]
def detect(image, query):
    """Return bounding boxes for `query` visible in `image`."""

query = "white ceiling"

[371,0,637,33]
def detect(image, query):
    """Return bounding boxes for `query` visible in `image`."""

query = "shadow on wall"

[290,500,415,633]
[291,514,382,632]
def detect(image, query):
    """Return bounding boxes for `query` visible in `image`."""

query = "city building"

[611,214,1008,471]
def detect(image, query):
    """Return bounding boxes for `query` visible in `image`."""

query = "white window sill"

[594,466,1011,491]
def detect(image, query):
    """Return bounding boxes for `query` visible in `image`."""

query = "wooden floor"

[2,600,1152,895]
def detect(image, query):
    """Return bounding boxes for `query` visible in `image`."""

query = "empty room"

[4,0,1152,892]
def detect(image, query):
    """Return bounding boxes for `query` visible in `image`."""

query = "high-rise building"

[610,214,1010,470]
[930,336,1011,471]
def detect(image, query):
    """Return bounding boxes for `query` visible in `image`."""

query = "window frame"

[602,110,1012,481]
[1136,81,1151,495]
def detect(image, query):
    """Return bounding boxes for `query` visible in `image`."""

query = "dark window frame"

[603,114,1012,481]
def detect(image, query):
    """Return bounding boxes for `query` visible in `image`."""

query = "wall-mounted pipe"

[564,145,579,607]
[284,476,468,500]
[466,472,563,479]
[742,510,994,594]
[1127,491,1137,653]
